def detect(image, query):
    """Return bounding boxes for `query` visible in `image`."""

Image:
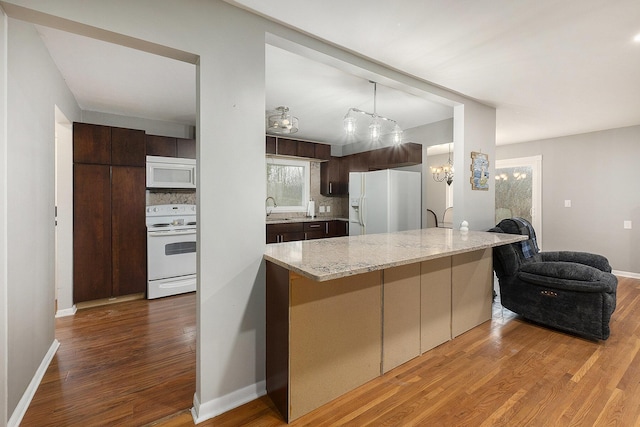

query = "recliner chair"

[489,218,617,340]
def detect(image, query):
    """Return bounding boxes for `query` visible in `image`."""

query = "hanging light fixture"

[432,143,454,186]
[343,81,403,144]
[266,106,299,134]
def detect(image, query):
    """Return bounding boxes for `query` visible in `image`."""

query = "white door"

[495,155,542,247]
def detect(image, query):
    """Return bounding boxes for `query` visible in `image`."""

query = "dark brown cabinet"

[267,220,348,243]
[73,123,145,166]
[73,123,111,164]
[73,122,147,303]
[266,222,304,244]
[320,156,347,196]
[329,220,349,237]
[111,166,147,296]
[73,164,112,302]
[265,136,331,161]
[146,134,196,159]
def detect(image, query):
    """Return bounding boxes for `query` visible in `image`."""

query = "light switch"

[564,200,571,208]
[319,206,326,213]
[624,221,632,229]
[326,206,331,213]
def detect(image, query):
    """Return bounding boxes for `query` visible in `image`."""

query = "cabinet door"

[146,134,177,157]
[296,141,315,158]
[329,220,348,237]
[266,136,277,155]
[314,143,331,161]
[177,138,196,159]
[304,221,328,240]
[321,157,345,196]
[111,166,147,296]
[112,127,146,166]
[73,164,112,302]
[73,122,111,165]
[277,138,298,156]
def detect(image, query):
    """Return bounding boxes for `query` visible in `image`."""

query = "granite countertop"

[265,217,349,224]
[264,228,527,282]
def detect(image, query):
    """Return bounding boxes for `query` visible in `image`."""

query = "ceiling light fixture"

[344,81,403,144]
[431,143,454,186]
[634,33,640,43]
[267,106,299,134]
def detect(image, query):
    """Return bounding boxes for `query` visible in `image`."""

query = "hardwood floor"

[22,293,196,427]
[23,277,640,426]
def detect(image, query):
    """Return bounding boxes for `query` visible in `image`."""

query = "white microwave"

[146,156,196,189]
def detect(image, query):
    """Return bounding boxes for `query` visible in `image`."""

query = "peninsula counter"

[264,228,525,422]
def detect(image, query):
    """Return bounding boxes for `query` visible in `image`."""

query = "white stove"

[146,204,197,299]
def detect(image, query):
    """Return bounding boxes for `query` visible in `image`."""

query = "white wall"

[0,1,497,424]
[0,8,9,426]
[496,125,640,275]
[4,16,81,420]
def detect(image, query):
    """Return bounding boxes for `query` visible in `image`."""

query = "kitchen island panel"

[451,248,493,337]
[289,270,382,421]
[420,257,453,353]
[382,263,421,373]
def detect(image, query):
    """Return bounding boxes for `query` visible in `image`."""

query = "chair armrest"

[518,262,617,293]
[539,251,612,273]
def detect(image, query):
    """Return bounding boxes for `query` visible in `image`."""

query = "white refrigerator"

[349,169,421,236]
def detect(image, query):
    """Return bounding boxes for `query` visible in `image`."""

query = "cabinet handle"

[329,182,332,194]
[309,224,320,229]
[304,232,307,240]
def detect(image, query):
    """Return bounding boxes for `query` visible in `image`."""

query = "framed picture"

[470,152,489,191]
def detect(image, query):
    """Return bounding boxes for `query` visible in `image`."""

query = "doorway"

[495,155,542,247]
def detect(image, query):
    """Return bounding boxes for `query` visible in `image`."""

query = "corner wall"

[496,125,640,274]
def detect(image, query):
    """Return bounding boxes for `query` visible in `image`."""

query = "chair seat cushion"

[518,262,617,293]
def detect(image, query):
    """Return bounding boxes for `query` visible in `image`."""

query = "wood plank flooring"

[21,293,196,427]
[23,277,640,426]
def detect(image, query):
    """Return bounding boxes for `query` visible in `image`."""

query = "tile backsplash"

[146,190,196,206]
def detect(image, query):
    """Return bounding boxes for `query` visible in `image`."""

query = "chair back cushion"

[496,218,540,258]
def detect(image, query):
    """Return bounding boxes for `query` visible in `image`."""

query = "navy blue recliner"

[489,218,617,340]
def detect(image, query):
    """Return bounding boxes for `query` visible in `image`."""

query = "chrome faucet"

[265,196,277,216]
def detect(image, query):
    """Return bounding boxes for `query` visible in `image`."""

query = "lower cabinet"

[73,164,146,303]
[267,220,348,243]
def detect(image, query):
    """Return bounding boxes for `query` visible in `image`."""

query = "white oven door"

[147,229,196,280]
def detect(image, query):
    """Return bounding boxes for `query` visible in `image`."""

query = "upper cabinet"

[73,122,111,165]
[146,134,196,159]
[265,136,331,161]
[73,123,145,166]
[111,127,146,166]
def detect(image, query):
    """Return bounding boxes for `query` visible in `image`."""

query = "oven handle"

[148,230,196,237]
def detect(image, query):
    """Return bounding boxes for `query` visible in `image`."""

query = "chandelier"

[432,143,454,186]
[343,81,403,144]
[266,106,299,134]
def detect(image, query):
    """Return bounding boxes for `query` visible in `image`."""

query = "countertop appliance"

[146,155,196,189]
[146,204,196,299]
[349,169,421,236]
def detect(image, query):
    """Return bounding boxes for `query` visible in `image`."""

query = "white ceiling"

[36,1,640,147]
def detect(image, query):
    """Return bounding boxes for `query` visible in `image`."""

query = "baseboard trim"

[613,270,640,279]
[191,380,266,424]
[8,339,60,427]
[55,305,77,318]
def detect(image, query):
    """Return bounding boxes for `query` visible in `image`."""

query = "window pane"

[267,163,305,207]
[495,166,533,223]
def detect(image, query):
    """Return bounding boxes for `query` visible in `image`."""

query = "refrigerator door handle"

[359,196,365,228]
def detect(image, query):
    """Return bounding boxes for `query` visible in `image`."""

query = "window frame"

[266,157,311,213]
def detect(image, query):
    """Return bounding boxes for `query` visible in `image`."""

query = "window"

[266,158,310,212]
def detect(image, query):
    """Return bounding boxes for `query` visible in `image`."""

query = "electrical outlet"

[326,206,331,213]
[564,200,571,208]
[624,221,632,229]
[319,206,326,213]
